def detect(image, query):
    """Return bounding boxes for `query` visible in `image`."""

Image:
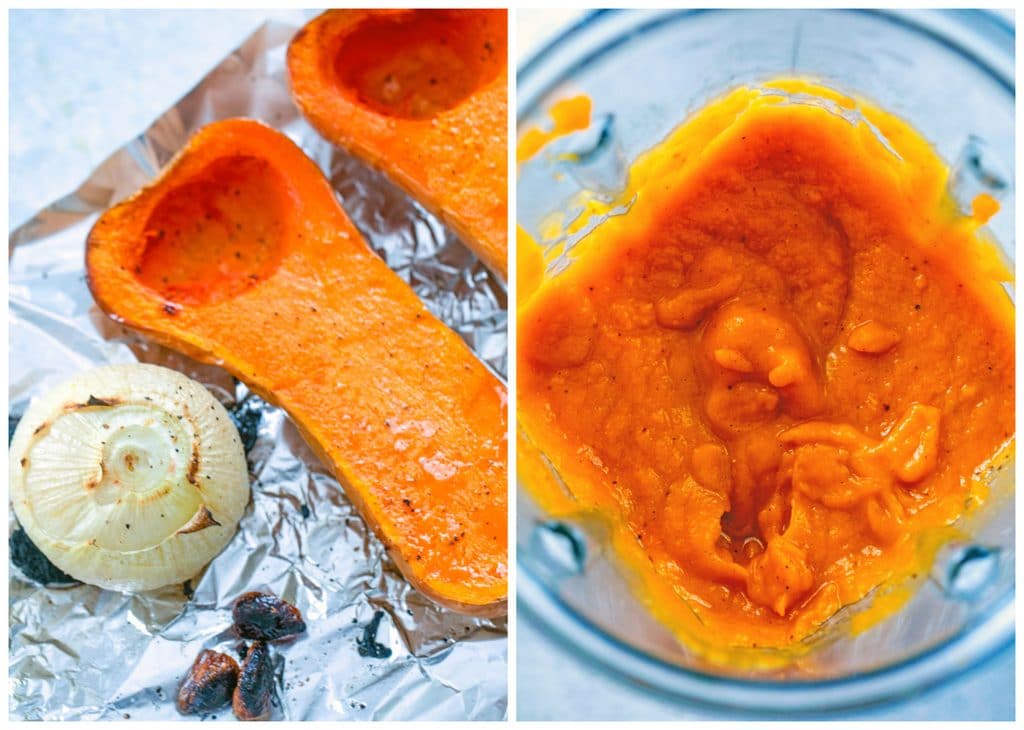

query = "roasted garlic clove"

[8,363,250,592]
[9,525,78,586]
[232,592,306,642]
[233,641,274,721]
[177,649,239,715]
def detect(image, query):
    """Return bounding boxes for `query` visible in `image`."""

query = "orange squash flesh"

[287,9,508,279]
[86,118,507,616]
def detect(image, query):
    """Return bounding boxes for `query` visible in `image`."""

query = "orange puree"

[517,95,592,163]
[518,80,1014,659]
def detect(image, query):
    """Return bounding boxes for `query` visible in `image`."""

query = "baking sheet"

[9,19,507,721]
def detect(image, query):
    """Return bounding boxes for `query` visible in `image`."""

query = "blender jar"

[517,8,1014,713]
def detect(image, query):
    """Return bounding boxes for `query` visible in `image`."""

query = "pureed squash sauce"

[518,80,1014,660]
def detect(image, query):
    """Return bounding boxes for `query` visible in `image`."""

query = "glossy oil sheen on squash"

[86,119,507,616]
[518,80,1013,658]
[288,9,508,279]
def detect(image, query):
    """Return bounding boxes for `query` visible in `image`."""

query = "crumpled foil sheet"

[9,20,507,721]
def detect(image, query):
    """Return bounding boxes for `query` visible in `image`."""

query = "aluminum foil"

[9,20,507,721]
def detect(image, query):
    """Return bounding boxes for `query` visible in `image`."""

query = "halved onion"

[9,363,250,592]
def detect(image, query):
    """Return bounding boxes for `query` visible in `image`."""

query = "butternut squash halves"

[86,119,507,616]
[287,9,508,278]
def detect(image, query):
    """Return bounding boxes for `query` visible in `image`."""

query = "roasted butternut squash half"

[287,9,508,279]
[85,118,507,616]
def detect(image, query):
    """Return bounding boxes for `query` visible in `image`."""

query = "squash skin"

[287,9,508,279]
[85,118,507,617]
